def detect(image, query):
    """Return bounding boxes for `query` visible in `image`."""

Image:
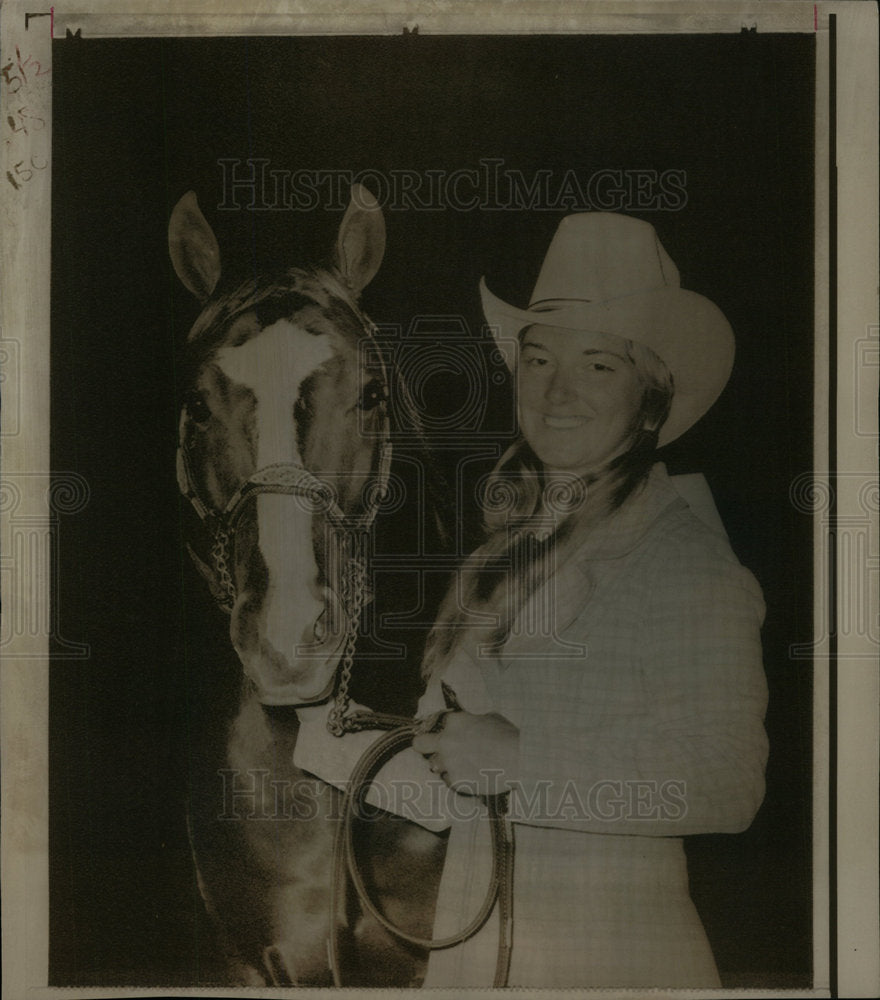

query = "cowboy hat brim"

[480,278,735,447]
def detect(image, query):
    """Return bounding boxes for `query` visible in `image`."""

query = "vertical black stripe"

[827,12,838,998]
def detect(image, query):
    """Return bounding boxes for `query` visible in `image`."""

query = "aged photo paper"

[1,1,877,997]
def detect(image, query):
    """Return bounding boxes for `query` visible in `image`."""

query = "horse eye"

[358,378,387,411]
[185,391,211,425]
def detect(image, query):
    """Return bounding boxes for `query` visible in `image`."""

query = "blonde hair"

[422,336,673,679]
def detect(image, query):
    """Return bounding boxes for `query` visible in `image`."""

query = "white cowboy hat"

[480,212,734,446]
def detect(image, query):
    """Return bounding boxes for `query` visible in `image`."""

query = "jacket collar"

[567,462,685,562]
[500,463,685,658]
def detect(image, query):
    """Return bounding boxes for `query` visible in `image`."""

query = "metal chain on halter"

[326,542,368,736]
[323,529,515,985]
[211,525,237,613]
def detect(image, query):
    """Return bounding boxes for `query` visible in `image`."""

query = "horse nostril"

[229,590,261,653]
[313,609,326,642]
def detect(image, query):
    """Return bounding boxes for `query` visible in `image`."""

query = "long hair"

[422,336,673,680]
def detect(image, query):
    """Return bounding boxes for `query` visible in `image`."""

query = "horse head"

[170,186,390,707]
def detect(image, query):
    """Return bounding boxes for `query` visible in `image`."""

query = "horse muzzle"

[230,560,351,708]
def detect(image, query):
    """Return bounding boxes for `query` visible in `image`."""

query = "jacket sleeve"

[509,529,769,837]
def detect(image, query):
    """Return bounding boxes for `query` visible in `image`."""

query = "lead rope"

[328,721,514,987]
[324,545,514,986]
[325,540,416,735]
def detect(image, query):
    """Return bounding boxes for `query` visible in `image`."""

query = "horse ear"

[334,184,386,295]
[168,192,222,302]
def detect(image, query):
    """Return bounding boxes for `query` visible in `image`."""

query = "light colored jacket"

[416,463,768,988]
[294,464,768,987]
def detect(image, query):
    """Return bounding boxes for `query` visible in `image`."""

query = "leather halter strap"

[176,413,392,613]
[177,430,393,535]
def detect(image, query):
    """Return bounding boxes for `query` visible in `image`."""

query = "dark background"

[50,33,815,987]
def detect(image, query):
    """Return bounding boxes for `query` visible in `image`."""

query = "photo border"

[1,2,876,997]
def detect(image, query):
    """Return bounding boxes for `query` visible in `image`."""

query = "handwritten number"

[20,107,45,129]
[2,49,52,193]
[7,107,46,136]
[5,157,48,189]
[14,47,31,87]
[14,161,33,183]
[1,53,51,94]
[22,53,51,78]
[1,62,23,94]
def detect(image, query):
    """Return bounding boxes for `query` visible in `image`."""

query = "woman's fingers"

[427,754,446,775]
[413,711,520,792]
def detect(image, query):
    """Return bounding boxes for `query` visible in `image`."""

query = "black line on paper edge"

[827,11,838,1000]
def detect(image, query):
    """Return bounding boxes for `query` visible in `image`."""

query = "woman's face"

[517,324,644,477]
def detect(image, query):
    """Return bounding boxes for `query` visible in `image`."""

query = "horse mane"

[181,267,350,363]
[347,328,455,717]
[384,352,453,548]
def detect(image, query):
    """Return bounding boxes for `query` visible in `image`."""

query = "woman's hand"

[412,711,520,796]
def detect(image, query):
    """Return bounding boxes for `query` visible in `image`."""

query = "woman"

[408,211,769,987]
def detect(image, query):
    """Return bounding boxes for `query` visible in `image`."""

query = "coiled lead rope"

[328,718,514,987]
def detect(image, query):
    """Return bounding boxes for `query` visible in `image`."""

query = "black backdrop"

[50,32,814,987]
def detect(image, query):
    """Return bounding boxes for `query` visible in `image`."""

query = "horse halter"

[177,412,392,606]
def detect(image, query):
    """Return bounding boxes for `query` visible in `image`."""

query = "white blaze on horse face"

[216,319,334,468]
[217,319,342,704]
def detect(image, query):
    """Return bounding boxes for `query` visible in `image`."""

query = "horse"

[168,186,450,986]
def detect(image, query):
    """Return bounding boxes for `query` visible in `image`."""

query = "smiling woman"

[518,326,661,476]
[407,211,769,987]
